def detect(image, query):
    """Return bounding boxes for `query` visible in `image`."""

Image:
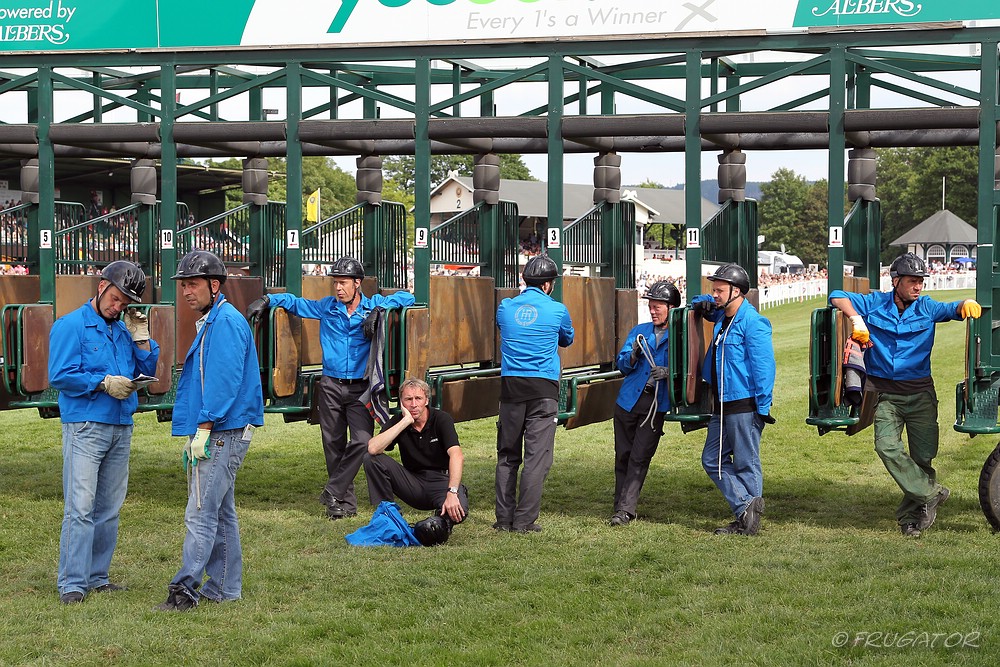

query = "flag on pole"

[306,188,321,222]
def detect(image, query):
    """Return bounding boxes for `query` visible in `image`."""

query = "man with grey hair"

[364,378,469,525]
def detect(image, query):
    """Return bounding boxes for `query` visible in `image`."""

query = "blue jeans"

[170,428,250,602]
[58,422,133,595]
[701,412,764,517]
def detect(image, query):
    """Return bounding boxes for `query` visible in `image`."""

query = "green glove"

[182,428,213,470]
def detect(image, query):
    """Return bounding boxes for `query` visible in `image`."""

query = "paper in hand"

[132,374,158,388]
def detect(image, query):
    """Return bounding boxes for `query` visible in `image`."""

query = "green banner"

[794,0,1000,27]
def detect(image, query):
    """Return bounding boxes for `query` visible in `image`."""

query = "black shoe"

[326,499,357,520]
[609,510,635,527]
[318,489,334,506]
[918,486,950,531]
[154,585,198,612]
[492,521,513,532]
[713,521,743,535]
[513,523,542,533]
[901,523,922,538]
[92,583,127,593]
[739,497,765,536]
[60,591,85,605]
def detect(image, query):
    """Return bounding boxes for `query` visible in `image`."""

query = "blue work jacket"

[48,301,160,425]
[269,290,415,379]
[829,289,961,381]
[616,323,671,413]
[699,297,775,415]
[172,294,264,437]
[496,286,574,381]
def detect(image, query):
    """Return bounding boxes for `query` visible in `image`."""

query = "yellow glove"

[183,428,213,470]
[960,300,982,319]
[848,315,869,344]
[122,309,150,342]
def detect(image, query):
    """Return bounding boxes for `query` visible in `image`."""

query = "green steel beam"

[845,52,980,101]
[976,42,998,359]
[870,78,972,108]
[159,64,178,304]
[547,55,564,303]
[827,48,847,294]
[36,68,54,305]
[285,62,303,297]
[684,50,703,294]
[413,58,431,305]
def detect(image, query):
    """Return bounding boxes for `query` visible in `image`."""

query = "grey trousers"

[495,398,558,529]
[363,453,469,521]
[612,393,664,516]
[317,376,373,512]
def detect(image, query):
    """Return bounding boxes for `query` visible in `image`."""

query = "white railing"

[757,279,827,310]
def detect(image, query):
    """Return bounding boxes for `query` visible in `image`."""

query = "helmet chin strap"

[720,284,741,311]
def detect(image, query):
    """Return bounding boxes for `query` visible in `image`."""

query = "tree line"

[758,146,979,268]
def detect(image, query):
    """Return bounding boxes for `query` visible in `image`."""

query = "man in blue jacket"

[691,263,775,536]
[156,250,264,611]
[829,252,981,537]
[494,254,575,533]
[609,280,680,527]
[245,256,414,520]
[49,261,159,604]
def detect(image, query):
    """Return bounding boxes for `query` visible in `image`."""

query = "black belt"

[331,377,364,385]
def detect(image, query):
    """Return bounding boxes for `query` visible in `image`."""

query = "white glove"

[848,315,869,345]
[122,310,150,342]
[102,374,137,400]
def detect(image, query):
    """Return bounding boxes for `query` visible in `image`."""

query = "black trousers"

[612,392,664,516]
[363,453,469,521]
[317,376,373,512]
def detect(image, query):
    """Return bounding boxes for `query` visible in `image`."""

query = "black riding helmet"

[523,254,559,286]
[413,515,452,546]
[330,256,364,280]
[889,252,930,279]
[709,263,751,294]
[171,249,227,284]
[644,280,681,307]
[101,260,146,303]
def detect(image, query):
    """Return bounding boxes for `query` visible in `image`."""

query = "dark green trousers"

[873,390,944,525]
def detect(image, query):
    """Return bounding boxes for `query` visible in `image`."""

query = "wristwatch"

[447,486,459,495]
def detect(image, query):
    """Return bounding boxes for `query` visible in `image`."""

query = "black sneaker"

[154,585,198,612]
[92,583,127,593]
[492,521,513,532]
[918,487,950,531]
[609,510,635,527]
[60,591,85,605]
[740,497,765,536]
[513,523,542,533]
[326,499,357,520]
[713,521,743,535]
[901,523,922,538]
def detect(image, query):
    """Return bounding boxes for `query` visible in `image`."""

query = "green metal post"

[285,62,303,296]
[92,72,103,123]
[35,68,55,304]
[138,204,156,286]
[160,65,178,304]
[210,69,220,121]
[827,47,847,293]
[362,203,379,279]
[684,50,703,295]
[579,62,588,115]
[547,55,565,302]
[478,203,497,282]
[413,58,431,304]
[977,41,998,363]
[330,68,339,120]
[600,203,615,281]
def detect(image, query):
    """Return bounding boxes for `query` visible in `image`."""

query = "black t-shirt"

[500,376,559,403]
[382,407,460,472]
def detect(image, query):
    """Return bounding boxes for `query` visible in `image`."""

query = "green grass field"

[2,289,996,666]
